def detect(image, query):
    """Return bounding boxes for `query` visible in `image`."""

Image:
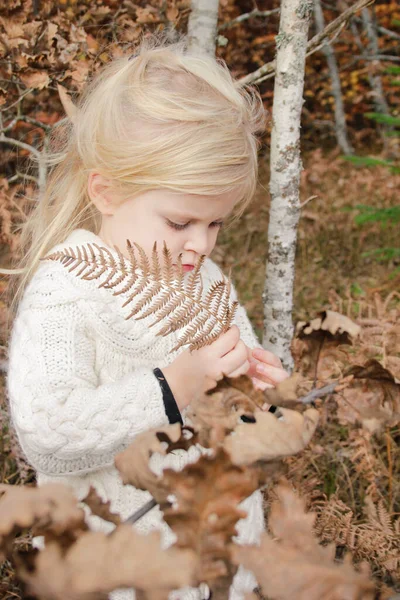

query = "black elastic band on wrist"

[153,368,183,425]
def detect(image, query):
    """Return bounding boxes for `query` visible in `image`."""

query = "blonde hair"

[8,33,266,313]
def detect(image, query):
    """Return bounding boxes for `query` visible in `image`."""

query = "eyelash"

[166,219,223,231]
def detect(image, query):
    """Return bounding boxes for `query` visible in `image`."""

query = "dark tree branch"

[240,0,375,85]
[219,8,280,31]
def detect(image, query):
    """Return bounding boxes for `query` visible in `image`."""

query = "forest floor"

[0,147,399,598]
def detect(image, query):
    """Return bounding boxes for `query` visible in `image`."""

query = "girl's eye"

[166,220,189,231]
[166,219,223,231]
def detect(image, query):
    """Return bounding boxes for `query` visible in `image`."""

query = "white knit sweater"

[7,228,265,600]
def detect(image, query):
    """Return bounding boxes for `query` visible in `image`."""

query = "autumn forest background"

[0,0,399,598]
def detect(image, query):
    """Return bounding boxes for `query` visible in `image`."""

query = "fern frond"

[376,501,394,534]
[43,240,238,353]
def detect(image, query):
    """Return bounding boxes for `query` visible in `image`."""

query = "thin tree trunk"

[361,7,391,118]
[262,0,312,372]
[313,0,353,154]
[350,8,398,154]
[187,0,220,55]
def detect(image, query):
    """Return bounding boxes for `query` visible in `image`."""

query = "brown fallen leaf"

[0,483,87,560]
[188,373,311,451]
[19,70,50,90]
[295,310,362,381]
[161,448,259,596]
[297,310,361,343]
[232,485,376,600]
[345,359,399,384]
[224,407,319,466]
[18,526,197,600]
[189,378,260,447]
[114,424,198,502]
[262,373,308,409]
[82,486,121,526]
[338,359,400,432]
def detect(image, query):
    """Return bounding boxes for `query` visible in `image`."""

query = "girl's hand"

[246,346,290,391]
[163,326,250,411]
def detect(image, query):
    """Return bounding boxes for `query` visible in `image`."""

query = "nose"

[183,227,210,257]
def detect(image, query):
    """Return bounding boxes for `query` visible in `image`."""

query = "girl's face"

[97,189,240,271]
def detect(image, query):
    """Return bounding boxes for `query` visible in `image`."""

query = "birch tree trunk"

[187,0,220,55]
[361,8,391,118]
[350,8,396,148]
[313,0,353,154]
[262,0,312,372]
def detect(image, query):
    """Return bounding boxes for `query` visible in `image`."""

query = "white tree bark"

[262,0,312,372]
[361,8,391,118]
[187,0,220,55]
[313,0,353,154]
[350,7,397,152]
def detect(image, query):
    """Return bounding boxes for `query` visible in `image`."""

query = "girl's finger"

[251,377,274,391]
[246,359,262,380]
[252,347,282,369]
[247,358,284,381]
[220,340,248,376]
[254,363,289,385]
[227,360,250,379]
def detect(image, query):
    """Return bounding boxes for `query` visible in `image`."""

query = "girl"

[6,35,288,599]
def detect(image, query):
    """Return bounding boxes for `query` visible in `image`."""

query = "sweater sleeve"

[7,301,172,477]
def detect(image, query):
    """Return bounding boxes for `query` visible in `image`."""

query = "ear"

[88,172,116,216]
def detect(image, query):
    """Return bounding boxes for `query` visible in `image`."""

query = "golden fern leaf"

[375,501,394,535]
[43,240,238,353]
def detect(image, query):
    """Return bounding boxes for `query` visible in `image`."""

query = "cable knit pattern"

[7,228,265,600]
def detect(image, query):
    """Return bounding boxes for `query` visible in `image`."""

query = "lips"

[172,264,194,272]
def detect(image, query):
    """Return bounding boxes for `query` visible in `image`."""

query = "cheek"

[150,223,182,254]
[209,228,220,248]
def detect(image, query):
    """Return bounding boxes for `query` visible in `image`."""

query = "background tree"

[187,0,220,55]
[313,0,353,154]
[347,3,397,152]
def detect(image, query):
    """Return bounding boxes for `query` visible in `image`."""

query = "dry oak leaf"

[19,70,50,90]
[161,448,259,589]
[188,375,262,447]
[232,485,376,600]
[189,373,307,448]
[44,240,238,354]
[135,6,159,23]
[224,407,319,466]
[209,372,306,409]
[262,372,307,409]
[296,310,361,345]
[207,373,267,407]
[82,486,121,526]
[338,359,400,432]
[294,311,361,380]
[65,62,90,88]
[114,424,198,503]
[0,483,86,560]
[18,526,197,600]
